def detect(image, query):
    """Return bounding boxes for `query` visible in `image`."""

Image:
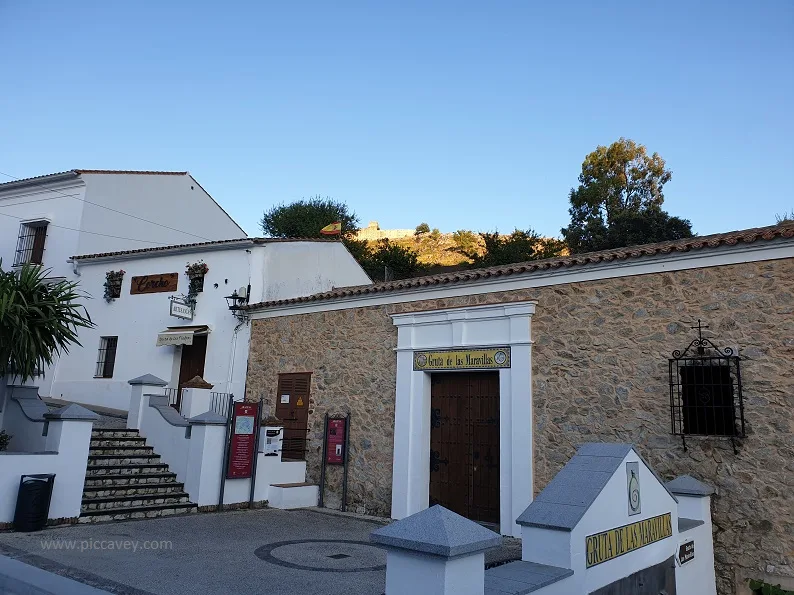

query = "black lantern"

[224,290,247,311]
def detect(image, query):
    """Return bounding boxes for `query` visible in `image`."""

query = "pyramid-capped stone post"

[127,374,168,430]
[371,505,501,595]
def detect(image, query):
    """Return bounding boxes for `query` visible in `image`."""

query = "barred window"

[14,221,48,266]
[95,337,118,378]
[678,364,735,436]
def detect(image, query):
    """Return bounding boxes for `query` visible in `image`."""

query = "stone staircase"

[80,428,197,522]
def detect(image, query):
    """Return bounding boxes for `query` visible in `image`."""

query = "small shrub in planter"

[0,430,11,451]
[185,260,209,301]
[103,270,125,302]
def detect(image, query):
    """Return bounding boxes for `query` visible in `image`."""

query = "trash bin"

[13,474,55,532]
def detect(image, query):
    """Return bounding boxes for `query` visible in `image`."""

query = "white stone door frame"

[390,301,536,537]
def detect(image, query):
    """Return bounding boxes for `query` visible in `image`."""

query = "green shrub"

[0,430,10,451]
[749,579,794,595]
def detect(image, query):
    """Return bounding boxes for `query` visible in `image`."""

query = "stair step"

[91,429,139,439]
[82,493,191,511]
[83,472,178,487]
[90,437,148,447]
[79,502,197,522]
[86,463,169,476]
[83,483,185,498]
[89,446,155,456]
[88,454,161,465]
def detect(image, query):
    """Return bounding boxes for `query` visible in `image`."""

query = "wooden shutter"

[30,225,47,264]
[275,373,311,461]
[102,337,118,378]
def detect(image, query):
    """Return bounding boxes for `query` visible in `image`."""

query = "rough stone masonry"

[246,258,794,595]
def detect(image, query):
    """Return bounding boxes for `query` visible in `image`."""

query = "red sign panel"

[326,418,346,465]
[227,402,259,479]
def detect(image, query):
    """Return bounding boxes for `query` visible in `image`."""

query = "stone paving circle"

[254,539,387,572]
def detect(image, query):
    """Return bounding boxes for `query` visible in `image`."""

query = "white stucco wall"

[45,241,371,411]
[0,179,87,279]
[258,241,372,303]
[46,246,254,409]
[76,173,245,255]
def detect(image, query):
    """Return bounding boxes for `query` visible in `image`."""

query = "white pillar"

[127,374,168,430]
[181,387,213,419]
[371,505,501,595]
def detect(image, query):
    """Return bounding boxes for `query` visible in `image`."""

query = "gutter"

[67,239,257,265]
[0,171,80,192]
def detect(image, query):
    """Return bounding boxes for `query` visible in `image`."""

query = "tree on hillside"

[453,229,566,268]
[415,222,430,235]
[0,262,94,382]
[561,138,693,253]
[363,239,422,282]
[450,230,481,258]
[261,196,359,238]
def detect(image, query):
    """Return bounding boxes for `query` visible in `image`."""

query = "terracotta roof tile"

[246,223,794,310]
[70,237,341,261]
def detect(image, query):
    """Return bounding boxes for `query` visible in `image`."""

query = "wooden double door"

[429,372,500,525]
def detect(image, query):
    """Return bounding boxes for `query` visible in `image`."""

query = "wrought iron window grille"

[13,222,48,266]
[669,320,745,454]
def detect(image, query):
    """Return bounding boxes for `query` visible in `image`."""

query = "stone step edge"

[82,492,191,505]
[82,482,185,493]
[83,473,177,483]
[80,502,197,517]
[86,463,169,472]
[88,453,160,458]
[89,445,152,451]
[91,428,139,434]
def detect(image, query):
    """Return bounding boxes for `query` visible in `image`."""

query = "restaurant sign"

[413,347,511,371]
[130,273,178,295]
[585,513,673,568]
[169,299,193,320]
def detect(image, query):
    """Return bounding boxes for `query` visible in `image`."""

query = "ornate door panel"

[429,372,499,525]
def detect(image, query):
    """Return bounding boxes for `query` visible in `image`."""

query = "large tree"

[260,196,359,238]
[561,138,693,253]
[0,262,94,382]
[453,229,566,267]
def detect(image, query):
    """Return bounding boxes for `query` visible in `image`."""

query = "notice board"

[227,402,259,479]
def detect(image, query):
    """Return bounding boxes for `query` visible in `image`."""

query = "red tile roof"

[246,223,794,310]
[70,237,341,261]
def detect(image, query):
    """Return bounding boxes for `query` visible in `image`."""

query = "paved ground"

[0,507,522,595]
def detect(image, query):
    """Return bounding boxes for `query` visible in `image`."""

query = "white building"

[0,169,245,279]
[44,238,370,411]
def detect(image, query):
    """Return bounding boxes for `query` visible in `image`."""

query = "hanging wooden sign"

[130,273,179,295]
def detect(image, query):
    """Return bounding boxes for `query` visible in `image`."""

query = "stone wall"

[246,258,794,594]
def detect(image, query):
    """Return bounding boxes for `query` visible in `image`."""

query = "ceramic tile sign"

[227,402,259,479]
[585,513,673,568]
[413,347,511,371]
[627,461,641,516]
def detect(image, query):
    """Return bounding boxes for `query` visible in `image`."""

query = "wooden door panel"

[430,372,499,524]
[276,373,310,461]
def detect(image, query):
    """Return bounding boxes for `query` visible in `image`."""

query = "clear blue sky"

[1,1,792,238]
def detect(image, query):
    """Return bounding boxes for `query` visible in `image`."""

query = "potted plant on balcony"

[185,260,209,303]
[103,269,125,302]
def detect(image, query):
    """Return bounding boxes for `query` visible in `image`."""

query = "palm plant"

[0,261,94,383]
